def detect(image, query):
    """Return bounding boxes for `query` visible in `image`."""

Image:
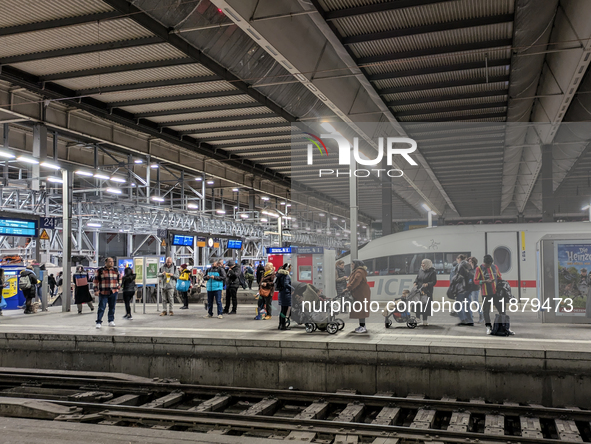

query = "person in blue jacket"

[203,259,226,319]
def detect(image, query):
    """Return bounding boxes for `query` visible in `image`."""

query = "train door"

[485,231,521,299]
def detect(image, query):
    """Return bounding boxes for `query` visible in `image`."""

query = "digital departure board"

[172,234,194,246]
[227,239,243,249]
[0,218,37,237]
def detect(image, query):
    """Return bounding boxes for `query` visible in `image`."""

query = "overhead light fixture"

[0,149,15,159]
[40,161,60,170]
[195,177,203,181]
[286,204,291,207]
[207,180,215,185]
[332,217,338,220]
[261,196,270,201]
[583,205,590,210]
[262,210,280,218]
[319,213,325,217]
[421,203,432,212]
[106,188,122,195]
[232,188,239,192]
[150,164,159,169]
[151,196,165,202]
[321,122,337,133]
[216,209,226,214]
[282,216,292,220]
[46,176,63,184]
[75,169,93,177]
[109,176,126,183]
[134,159,143,164]
[17,155,39,164]
[94,172,110,180]
[260,218,268,222]
[240,213,248,219]
[87,222,102,228]
[280,202,286,205]
[188,203,199,209]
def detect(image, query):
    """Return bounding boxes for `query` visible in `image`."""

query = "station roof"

[0,0,590,223]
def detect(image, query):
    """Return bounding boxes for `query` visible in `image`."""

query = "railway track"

[0,369,589,443]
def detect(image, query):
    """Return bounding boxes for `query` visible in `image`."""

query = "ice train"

[343,222,591,302]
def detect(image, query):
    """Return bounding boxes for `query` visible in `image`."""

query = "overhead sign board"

[0,218,37,237]
[40,217,60,229]
[267,247,292,254]
[294,246,324,254]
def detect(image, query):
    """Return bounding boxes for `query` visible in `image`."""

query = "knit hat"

[181,264,188,270]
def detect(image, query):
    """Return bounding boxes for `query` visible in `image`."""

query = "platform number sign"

[40,217,60,229]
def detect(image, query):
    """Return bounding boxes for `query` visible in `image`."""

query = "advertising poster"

[134,257,144,284]
[555,243,591,316]
[145,257,159,284]
[118,258,133,276]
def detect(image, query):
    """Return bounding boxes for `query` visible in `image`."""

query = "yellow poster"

[2,276,18,299]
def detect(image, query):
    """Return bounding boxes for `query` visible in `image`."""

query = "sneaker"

[78,311,82,314]
[95,323,101,329]
[169,311,174,316]
[123,315,128,319]
[415,319,422,326]
[358,326,368,333]
[279,326,291,331]
[264,315,272,320]
[507,329,516,335]
[108,321,116,327]
[179,306,188,310]
[90,307,94,312]
[353,326,362,333]
[217,314,223,319]
[457,322,474,326]
[223,309,229,314]
[449,312,459,317]
[203,314,213,318]
[229,310,236,314]
[160,311,167,316]
[486,327,492,335]
[127,316,133,320]
[423,321,429,326]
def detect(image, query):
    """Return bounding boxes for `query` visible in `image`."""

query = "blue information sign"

[172,234,194,246]
[267,247,291,254]
[0,218,37,237]
[294,246,324,254]
[227,239,243,249]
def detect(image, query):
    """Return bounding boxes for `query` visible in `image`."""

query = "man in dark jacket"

[223,261,240,314]
[19,266,38,314]
[48,274,57,297]
[256,263,265,286]
[453,255,473,326]
[277,264,292,330]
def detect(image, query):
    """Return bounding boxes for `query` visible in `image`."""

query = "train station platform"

[0,305,590,408]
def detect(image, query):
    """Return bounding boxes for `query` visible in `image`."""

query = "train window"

[375,256,388,276]
[389,254,410,275]
[493,246,511,273]
[365,259,376,276]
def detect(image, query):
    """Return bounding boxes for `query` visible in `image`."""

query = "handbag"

[75,276,88,286]
[0,296,7,310]
[259,286,271,297]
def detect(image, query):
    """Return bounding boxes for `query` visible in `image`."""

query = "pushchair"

[290,282,345,334]
[383,287,420,329]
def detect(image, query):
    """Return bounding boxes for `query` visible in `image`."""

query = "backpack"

[491,314,511,336]
[56,276,63,287]
[238,271,247,289]
[19,274,32,290]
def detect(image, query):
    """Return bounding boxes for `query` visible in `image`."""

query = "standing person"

[94,257,120,329]
[177,264,192,310]
[453,254,473,326]
[468,257,484,324]
[245,263,255,290]
[413,258,437,326]
[474,254,514,335]
[203,259,226,319]
[259,263,275,320]
[73,265,94,314]
[335,260,348,297]
[276,263,292,330]
[256,263,265,287]
[347,259,371,333]
[19,266,38,314]
[158,257,178,316]
[224,261,240,314]
[56,271,63,298]
[121,267,136,320]
[48,274,56,297]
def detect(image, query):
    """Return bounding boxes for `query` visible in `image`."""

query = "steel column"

[62,169,72,312]
[541,144,554,222]
[349,148,358,261]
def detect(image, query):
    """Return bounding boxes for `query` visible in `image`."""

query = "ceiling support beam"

[404,111,507,122]
[178,122,288,135]
[395,101,508,117]
[77,75,222,95]
[368,59,511,81]
[324,0,455,20]
[386,89,508,107]
[134,102,261,118]
[157,113,278,127]
[379,75,510,95]
[0,11,121,36]
[108,90,244,107]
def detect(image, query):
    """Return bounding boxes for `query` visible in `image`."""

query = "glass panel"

[375,256,389,276]
[493,247,511,273]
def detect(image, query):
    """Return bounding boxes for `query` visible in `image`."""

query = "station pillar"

[541,144,554,222]
[381,158,392,237]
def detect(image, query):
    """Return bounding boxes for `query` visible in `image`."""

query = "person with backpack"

[474,254,515,336]
[259,263,276,320]
[73,265,94,314]
[94,257,120,328]
[276,263,292,330]
[48,273,57,297]
[56,271,63,297]
[158,257,178,316]
[19,266,38,314]
[203,259,226,319]
[256,263,265,287]
[121,267,136,320]
[468,257,484,324]
[177,264,192,310]
[452,254,473,326]
[223,261,241,314]
[244,263,254,290]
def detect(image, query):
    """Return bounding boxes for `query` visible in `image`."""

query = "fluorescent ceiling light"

[421,203,431,212]
[232,188,239,192]
[188,203,199,209]
[262,210,280,218]
[319,213,325,217]
[280,202,286,205]
[195,177,203,181]
[282,216,292,220]
[87,222,102,228]
[151,196,165,202]
[286,204,291,207]
[75,169,93,177]
[261,196,270,201]
[46,177,63,184]
[134,159,143,164]
[109,176,126,183]
[150,164,159,169]
[332,217,338,220]
[40,161,60,170]
[106,188,122,195]
[321,122,336,133]
[216,209,226,214]
[260,218,268,222]
[240,214,248,218]
[17,155,38,164]
[0,149,15,159]
[94,172,110,180]
[207,180,215,185]
[583,205,590,210]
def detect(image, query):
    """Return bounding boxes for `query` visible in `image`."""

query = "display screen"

[227,239,243,249]
[172,235,194,246]
[0,218,36,237]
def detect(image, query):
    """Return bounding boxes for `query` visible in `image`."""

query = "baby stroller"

[291,282,345,334]
[383,288,420,329]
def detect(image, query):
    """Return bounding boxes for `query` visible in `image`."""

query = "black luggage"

[491,314,511,336]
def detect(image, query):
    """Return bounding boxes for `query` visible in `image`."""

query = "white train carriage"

[343,222,591,302]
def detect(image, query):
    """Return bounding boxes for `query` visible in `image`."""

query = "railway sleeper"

[284,430,317,441]
[295,401,330,420]
[334,402,365,423]
[334,434,359,443]
[484,414,505,436]
[372,406,401,426]
[0,397,81,420]
[520,416,543,439]
[447,412,470,433]
[141,391,184,409]
[410,409,436,429]
[555,419,584,442]
[239,397,280,416]
[189,394,232,413]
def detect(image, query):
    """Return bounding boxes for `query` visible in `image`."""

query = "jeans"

[224,287,237,312]
[123,291,134,316]
[457,291,473,324]
[97,292,117,324]
[263,295,273,317]
[162,288,174,312]
[470,290,483,322]
[482,295,505,326]
[207,290,223,316]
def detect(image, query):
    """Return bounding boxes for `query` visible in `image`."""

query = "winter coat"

[335,267,348,296]
[277,268,292,306]
[227,266,241,289]
[121,271,137,293]
[260,270,275,295]
[48,275,56,288]
[205,266,226,292]
[158,264,178,290]
[73,273,93,304]
[414,267,437,299]
[19,269,38,298]
[346,266,371,319]
[256,265,265,283]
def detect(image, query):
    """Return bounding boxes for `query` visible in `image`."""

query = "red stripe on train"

[433,280,536,288]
